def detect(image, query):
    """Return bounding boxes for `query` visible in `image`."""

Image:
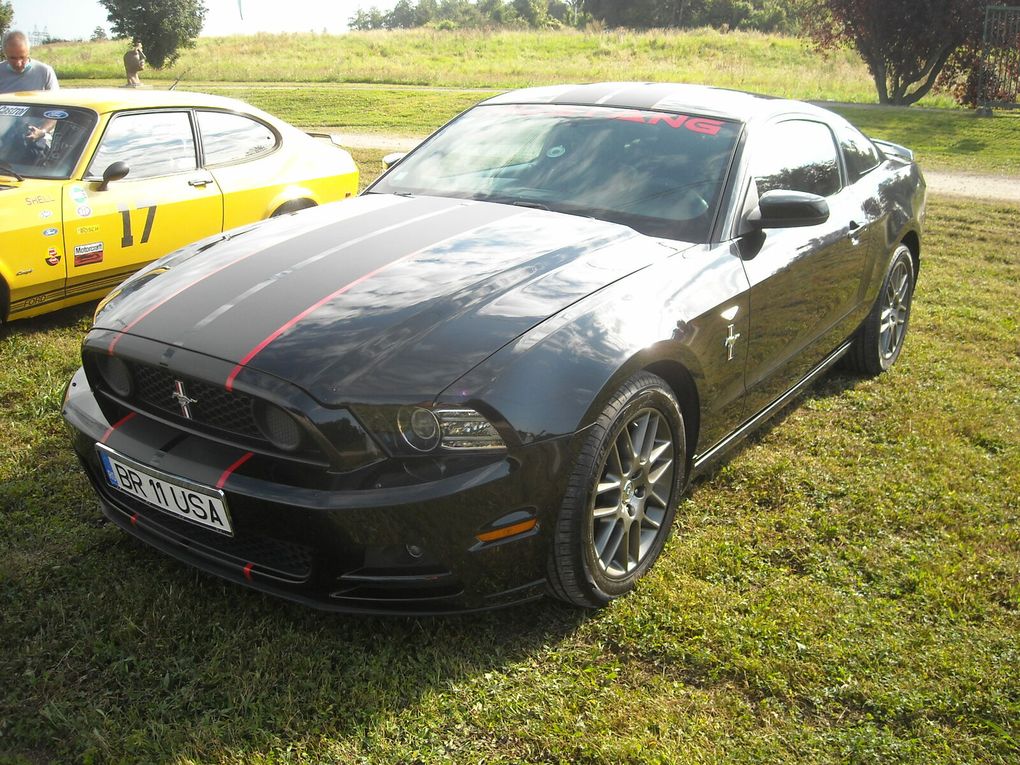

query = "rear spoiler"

[873,139,914,162]
[306,132,345,148]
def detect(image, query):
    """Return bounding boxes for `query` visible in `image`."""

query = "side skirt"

[691,340,853,478]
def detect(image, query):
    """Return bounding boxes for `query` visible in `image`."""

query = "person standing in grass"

[0,30,59,93]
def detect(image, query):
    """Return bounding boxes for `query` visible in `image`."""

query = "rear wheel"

[547,372,686,608]
[846,243,915,376]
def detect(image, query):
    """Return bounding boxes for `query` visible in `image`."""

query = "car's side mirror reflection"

[382,152,406,169]
[747,189,829,229]
[98,161,130,191]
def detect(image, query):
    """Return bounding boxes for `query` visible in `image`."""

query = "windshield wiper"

[473,193,552,212]
[0,161,24,181]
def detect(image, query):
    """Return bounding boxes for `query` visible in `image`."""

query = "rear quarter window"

[835,122,882,183]
[198,111,277,165]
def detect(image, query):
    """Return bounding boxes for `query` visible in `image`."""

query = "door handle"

[189,176,214,188]
[848,220,864,246]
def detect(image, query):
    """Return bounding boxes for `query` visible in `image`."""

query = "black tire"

[845,243,915,377]
[547,372,686,608]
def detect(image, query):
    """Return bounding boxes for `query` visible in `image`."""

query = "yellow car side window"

[198,111,278,165]
[88,111,197,180]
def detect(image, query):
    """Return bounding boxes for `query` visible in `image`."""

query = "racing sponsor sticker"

[43,110,69,120]
[77,224,100,235]
[0,105,29,117]
[71,186,88,204]
[77,205,92,217]
[45,248,61,266]
[26,194,55,206]
[42,227,59,237]
[39,209,53,219]
[74,242,104,267]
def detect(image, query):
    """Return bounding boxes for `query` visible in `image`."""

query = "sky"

[9,0,402,42]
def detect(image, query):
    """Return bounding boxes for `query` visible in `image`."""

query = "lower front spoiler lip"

[95,487,547,617]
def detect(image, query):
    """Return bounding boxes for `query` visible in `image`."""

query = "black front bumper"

[64,367,575,615]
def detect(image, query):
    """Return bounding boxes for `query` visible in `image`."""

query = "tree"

[91,26,109,41]
[805,0,986,105]
[99,0,207,69]
[0,1,13,40]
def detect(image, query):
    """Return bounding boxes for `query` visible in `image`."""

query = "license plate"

[97,444,233,535]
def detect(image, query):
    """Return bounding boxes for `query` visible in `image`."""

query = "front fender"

[440,244,750,455]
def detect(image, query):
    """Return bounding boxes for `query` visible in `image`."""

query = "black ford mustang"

[63,83,925,614]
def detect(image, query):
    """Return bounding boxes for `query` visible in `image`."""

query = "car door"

[738,118,870,415]
[62,109,223,303]
[195,110,283,230]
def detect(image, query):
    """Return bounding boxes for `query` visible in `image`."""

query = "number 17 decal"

[120,205,157,248]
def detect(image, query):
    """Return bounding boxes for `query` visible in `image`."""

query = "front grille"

[131,363,262,439]
[84,349,382,472]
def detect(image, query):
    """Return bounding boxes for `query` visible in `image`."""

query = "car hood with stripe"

[93,194,684,405]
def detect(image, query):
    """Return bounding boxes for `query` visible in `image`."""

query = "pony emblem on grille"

[171,380,198,418]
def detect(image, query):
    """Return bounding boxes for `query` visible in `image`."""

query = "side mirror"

[382,152,406,169]
[747,189,829,229]
[98,161,130,191]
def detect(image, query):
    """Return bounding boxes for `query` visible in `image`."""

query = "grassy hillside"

[38,27,954,107]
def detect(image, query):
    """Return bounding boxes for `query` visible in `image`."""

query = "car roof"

[0,88,263,117]
[482,82,834,124]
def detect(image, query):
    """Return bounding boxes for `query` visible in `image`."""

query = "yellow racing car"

[0,89,358,323]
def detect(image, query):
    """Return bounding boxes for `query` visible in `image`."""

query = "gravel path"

[326,131,1020,203]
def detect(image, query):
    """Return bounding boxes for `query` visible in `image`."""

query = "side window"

[835,122,882,183]
[88,111,197,179]
[752,120,841,198]
[198,111,277,165]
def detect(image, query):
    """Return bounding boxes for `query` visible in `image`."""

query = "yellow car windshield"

[0,103,97,180]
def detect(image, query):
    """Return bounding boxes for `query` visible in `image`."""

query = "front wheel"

[547,372,686,608]
[846,243,915,376]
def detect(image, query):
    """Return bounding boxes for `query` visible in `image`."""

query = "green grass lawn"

[1,194,1017,764]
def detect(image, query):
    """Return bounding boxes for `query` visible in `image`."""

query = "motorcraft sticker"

[42,227,59,237]
[0,105,29,117]
[77,205,92,217]
[74,242,104,267]
[45,248,61,266]
[43,110,69,120]
[71,186,88,204]
[77,224,100,235]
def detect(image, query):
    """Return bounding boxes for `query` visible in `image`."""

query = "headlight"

[397,406,505,452]
[398,406,441,452]
[434,408,505,450]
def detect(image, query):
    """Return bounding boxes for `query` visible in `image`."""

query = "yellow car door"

[63,109,223,303]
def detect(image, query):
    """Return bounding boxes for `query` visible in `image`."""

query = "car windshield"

[370,103,741,241]
[0,103,97,180]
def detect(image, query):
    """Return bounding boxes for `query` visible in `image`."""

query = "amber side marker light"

[475,518,538,543]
